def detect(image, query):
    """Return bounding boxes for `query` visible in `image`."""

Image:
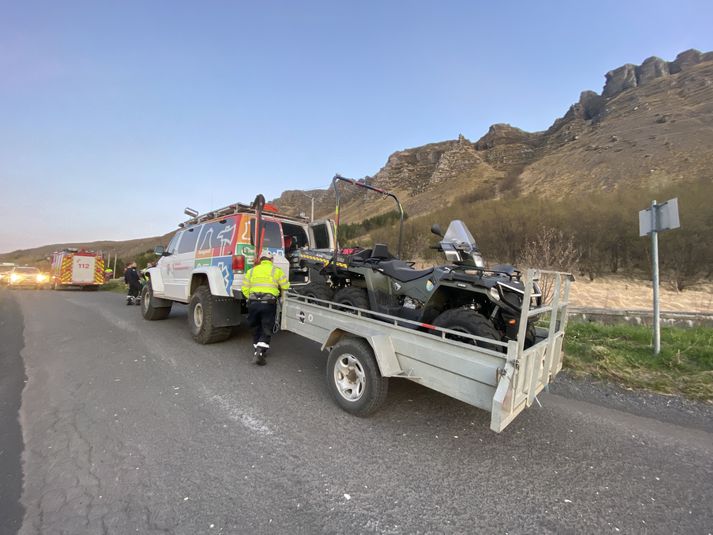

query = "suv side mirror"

[431,224,443,237]
[154,245,167,256]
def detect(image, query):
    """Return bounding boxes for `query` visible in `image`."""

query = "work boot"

[126,296,133,306]
[253,348,266,366]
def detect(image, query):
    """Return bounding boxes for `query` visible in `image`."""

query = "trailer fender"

[322,330,402,377]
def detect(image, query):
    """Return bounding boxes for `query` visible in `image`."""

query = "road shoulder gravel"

[550,371,713,433]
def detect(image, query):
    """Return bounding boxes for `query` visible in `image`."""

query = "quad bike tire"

[326,337,389,416]
[188,285,232,344]
[333,287,370,312]
[297,282,334,302]
[141,282,171,321]
[432,309,503,352]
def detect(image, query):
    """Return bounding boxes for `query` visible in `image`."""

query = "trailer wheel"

[188,286,231,344]
[297,282,333,302]
[327,337,388,416]
[333,287,370,312]
[141,282,172,321]
[432,309,503,352]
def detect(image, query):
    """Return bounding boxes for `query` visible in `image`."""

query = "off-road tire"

[188,285,231,344]
[432,308,503,352]
[326,337,388,416]
[333,287,370,312]
[297,282,334,302]
[140,283,171,320]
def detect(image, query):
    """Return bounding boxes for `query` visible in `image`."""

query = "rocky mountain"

[274,49,713,220]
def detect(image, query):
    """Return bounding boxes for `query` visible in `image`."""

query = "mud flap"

[211,297,243,327]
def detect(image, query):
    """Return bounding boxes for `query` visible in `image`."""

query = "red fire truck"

[50,249,106,290]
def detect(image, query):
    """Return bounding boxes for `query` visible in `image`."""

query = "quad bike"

[296,175,542,349]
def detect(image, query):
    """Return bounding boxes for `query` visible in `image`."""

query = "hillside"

[4,49,711,274]
[273,49,713,219]
[0,233,174,269]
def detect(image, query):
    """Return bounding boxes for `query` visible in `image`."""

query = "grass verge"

[563,321,713,402]
[100,279,128,294]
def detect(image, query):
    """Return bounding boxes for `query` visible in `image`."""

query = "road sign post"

[638,198,680,355]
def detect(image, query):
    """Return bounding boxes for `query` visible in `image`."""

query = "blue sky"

[1,0,712,253]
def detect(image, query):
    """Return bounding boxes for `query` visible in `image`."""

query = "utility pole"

[297,191,316,222]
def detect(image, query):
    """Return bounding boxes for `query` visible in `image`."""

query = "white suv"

[142,199,334,344]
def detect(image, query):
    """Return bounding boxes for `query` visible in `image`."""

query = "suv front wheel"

[188,286,232,344]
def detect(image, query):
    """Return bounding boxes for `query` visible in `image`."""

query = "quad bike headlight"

[489,287,500,301]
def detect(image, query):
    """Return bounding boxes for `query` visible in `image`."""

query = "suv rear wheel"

[188,286,232,344]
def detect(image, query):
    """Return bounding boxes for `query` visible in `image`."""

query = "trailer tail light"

[232,254,245,273]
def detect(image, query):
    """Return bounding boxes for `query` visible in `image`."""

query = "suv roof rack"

[178,200,310,228]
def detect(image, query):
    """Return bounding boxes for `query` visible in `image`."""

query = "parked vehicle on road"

[0,263,16,285]
[142,196,335,344]
[50,249,106,290]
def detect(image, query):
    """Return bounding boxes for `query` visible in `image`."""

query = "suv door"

[163,227,200,301]
[308,220,336,250]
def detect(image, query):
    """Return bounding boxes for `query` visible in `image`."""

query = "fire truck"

[50,249,106,290]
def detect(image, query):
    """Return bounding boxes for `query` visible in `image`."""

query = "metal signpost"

[638,198,680,355]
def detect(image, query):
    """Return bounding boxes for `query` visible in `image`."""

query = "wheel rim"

[333,353,366,402]
[193,303,204,328]
[142,290,150,313]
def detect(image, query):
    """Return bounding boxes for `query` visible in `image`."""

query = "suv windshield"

[16,267,39,274]
[0,265,13,273]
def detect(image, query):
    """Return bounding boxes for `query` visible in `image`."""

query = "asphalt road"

[1,289,712,534]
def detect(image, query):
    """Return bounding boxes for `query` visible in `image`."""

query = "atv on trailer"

[296,175,543,348]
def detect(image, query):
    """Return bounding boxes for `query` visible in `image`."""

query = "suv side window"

[177,226,201,254]
[197,220,235,253]
[250,220,283,249]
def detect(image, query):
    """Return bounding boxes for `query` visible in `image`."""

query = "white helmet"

[259,250,273,261]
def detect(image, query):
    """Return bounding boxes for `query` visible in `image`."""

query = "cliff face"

[273,49,713,219]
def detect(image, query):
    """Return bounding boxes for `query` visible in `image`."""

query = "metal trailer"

[281,269,573,433]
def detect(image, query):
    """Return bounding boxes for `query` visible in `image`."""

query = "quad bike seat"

[370,244,395,260]
[377,260,434,283]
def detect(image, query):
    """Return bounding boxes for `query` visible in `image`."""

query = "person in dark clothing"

[124,262,142,305]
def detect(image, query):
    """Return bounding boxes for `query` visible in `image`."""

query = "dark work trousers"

[247,301,277,346]
[128,283,141,298]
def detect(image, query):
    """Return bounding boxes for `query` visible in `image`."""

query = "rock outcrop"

[273,48,713,219]
[602,49,711,98]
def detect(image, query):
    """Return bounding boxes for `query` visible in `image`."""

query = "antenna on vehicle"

[184,207,199,217]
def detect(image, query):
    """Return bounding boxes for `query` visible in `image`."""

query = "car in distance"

[7,266,47,289]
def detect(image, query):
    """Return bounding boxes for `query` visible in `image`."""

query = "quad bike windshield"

[441,220,485,268]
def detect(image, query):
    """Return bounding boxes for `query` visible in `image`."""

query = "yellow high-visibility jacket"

[241,260,290,298]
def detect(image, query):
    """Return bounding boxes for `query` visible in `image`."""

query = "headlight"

[10,273,20,283]
[489,286,500,301]
[37,274,48,282]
